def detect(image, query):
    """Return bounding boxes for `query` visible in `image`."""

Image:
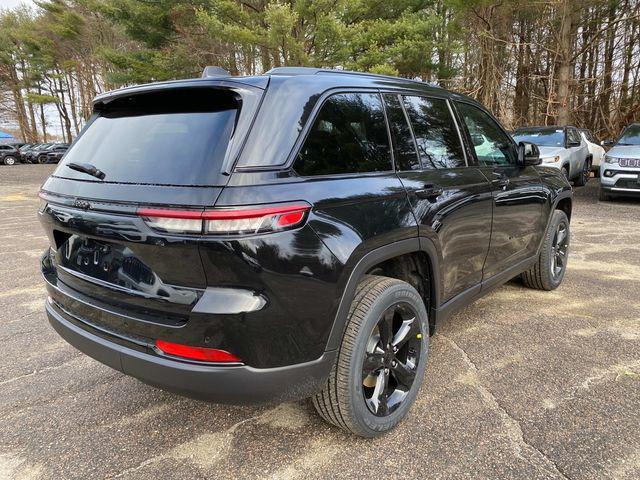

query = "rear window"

[56,89,238,186]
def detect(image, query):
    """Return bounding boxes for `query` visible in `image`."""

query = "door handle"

[415,184,443,199]
[492,172,510,189]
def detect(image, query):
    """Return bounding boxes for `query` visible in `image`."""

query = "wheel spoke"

[371,369,389,414]
[556,226,566,245]
[378,308,394,346]
[391,360,416,390]
[392,317,415,348]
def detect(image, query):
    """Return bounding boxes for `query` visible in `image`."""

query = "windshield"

[513,129,564,147]
[56,89,239,186]
[617,125,640,145]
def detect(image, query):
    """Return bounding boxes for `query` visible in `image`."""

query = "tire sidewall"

[346,282,429,436]
[4,156,16,166]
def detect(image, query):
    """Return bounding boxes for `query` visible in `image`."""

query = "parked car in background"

[45,144,70,163]
[39,67,572,437]
[24,143,53,163]
[513,126,591,185]
[599,123,640,201]
[580,128,605,176]
[0,144,21,165]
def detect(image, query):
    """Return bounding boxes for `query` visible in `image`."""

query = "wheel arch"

[555,195,572,221]
[325,238,441,351]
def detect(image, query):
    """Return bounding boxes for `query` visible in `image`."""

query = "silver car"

[513,126,591,186]
[599,123,640,201]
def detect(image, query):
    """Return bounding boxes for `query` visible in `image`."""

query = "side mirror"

[601,139,614,147]
[518,141,541,166]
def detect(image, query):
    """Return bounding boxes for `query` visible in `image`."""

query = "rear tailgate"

[39,82,264,329]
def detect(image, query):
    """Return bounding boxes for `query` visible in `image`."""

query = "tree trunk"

[555,0,577,125]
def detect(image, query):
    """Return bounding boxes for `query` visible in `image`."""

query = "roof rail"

[202,66,231,78]
[265,66,438,88]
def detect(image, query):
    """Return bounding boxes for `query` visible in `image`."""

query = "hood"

[606,144,640,158]
[537,146,567,159]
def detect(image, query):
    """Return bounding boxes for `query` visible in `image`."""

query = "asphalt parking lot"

[1,164,639,480]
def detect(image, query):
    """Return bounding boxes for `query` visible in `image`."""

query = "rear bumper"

[46,297,336,404]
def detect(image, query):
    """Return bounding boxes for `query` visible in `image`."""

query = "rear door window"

[383,94,420,171]
[56,89,239,186]
[402,96,466,169]
[294,92,392,176]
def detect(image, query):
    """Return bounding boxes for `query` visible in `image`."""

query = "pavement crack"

[107,408,271,478]
[440,334,571,480]
[0,355,81,387]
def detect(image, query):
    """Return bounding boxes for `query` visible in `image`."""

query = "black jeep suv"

[39,67,572,437]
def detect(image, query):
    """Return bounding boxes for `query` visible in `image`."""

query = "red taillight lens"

[137,203,310,235]
[155,340,241,363]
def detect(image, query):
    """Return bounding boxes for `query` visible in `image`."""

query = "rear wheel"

[3,156,17,166]
[37,154,48,164]
[312,275,428,437]
[521,210,570,290]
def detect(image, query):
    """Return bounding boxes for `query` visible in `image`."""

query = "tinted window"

[567,128,581,145]
[56,89,238,185]
[457,102,517,166]
[295,93,392,176]
[383,94,419,171]
[618,124,640,145]
[402,96,465,169]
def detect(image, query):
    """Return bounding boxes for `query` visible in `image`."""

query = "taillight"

[137,203,310,235]
[155,340,242,363]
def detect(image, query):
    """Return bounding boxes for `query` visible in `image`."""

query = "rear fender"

[325,237,442,351]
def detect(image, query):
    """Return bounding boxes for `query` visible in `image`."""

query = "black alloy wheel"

[362,302,422,417]
[550,221,569,280]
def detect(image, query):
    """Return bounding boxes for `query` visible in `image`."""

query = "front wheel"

[574,159,590,186]
[3,156,17,166]
[521,210,570,290]
[313,275,428,437]
[37,154,48,164]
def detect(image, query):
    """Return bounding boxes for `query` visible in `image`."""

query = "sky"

[0,0,35,9]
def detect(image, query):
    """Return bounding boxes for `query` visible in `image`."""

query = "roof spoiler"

[202,66,231,78]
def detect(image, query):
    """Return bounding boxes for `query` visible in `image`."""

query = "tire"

[574,159,590,186]
[598,187,610,201]
[312,275,429,437]
[3,156,17,166]
[37,154,48,164]
[561,166,570,181]
[521,210,570,291]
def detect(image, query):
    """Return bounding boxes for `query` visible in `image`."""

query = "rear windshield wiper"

[66,162,106,180]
